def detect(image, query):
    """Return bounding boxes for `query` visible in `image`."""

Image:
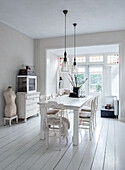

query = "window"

[73,73,85,87]
[77,67,85,73]
[73,66,85,89]
[89,55,103,62]
[89,66,103,93]
[76,56,86,63]
[107,54,119,64]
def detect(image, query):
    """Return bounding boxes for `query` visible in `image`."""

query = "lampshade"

[61,10,69,72]
[72,23,78,73]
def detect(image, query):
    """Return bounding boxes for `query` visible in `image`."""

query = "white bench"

[4,115,18,127]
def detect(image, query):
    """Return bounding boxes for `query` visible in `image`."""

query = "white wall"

[46,51,58,95]
[34,30,125,121]
[111,65,119,98]
[104,66,112,96]
[0,22,34,125]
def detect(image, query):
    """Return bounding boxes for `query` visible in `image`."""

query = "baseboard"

[118,116,125,122]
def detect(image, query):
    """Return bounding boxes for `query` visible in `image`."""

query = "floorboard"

[91,119,109,170]
[115,120,125,170]
[0,112,124,170]
[103,119,115,170]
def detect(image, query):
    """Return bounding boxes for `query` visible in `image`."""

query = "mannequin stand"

[4,115,18,127]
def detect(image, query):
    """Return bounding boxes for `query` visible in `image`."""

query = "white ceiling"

[0,0,125,39]
[49,44,119,56]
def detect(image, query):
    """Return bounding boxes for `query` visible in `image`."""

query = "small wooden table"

[4,115,18,126]
[38,95,92,146]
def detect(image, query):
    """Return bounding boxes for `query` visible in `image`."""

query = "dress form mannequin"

[4,86,17,117]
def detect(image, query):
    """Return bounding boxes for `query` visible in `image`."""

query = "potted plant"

[68,74,88,97]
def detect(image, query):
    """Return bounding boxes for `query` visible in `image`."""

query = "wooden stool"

[4,115,18,127]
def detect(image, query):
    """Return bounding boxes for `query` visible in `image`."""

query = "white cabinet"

[17,76,37,93]
[16,92,40,122]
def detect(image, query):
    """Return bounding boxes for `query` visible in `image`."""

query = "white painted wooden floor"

[0,112,125,170]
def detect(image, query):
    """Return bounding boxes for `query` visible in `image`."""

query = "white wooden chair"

[81,96,98,128]
[40,95,46,102]
[51,93,58,98]
[40,95,59,115]
[51,93,69,119]
[93,96,98,127]
[45,101,70,150]
[79,99,95,140]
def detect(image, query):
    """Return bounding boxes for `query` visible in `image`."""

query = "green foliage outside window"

[90,73,102,92]
[74,74,85,87]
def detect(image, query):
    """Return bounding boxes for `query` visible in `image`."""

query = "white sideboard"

[16,92,40,122]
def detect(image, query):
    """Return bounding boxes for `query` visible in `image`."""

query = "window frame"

[89,55,104,63]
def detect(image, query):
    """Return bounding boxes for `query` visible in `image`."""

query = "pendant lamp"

[61,10,69,72]
[72,23,78,73]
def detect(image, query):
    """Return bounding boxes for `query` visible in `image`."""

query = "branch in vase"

[69,74,75,87]
[79,78,88,88]
[75,76,77,87]
[68,78,75,87]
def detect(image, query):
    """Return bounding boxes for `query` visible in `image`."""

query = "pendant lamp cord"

[63,10,68,62]
[65,12,66,54]
[73,23,77,65]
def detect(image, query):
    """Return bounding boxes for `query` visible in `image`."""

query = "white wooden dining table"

[38,95,92,146]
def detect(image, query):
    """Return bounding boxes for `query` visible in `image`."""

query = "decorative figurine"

[3,86,17,117]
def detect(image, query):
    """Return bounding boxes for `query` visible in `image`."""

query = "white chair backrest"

[91,98,96,115]
[40,95,54,102]
[95,96,99,110]
[51,93,58,99]
[46,101,63,116]
[47,101,63,110]
[40,95,46,102]
[46,101,64,126]
[46,95,52,100]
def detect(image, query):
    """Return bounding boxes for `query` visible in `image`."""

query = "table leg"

[73,108,79,146]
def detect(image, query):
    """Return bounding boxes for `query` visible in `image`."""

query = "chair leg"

[53,126,56,136]
[66,136,68,145]
[46,127,49,149]
[95,112,96,127]
[93,113,96,128]
[65,109,69,119]
[92,117,94,132]
[89,123,92,140]
[62,110,65,117]
[65,127,68,145]
[59,127,61,151]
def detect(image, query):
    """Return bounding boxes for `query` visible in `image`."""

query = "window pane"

[77,67,85,73]
[89,67,103,73]
[90,73,103,92]
[89,55,103,62]
[76,56,86,63]
[89,65,103,93]
[107,54,119,64]
[73,73,85,87]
